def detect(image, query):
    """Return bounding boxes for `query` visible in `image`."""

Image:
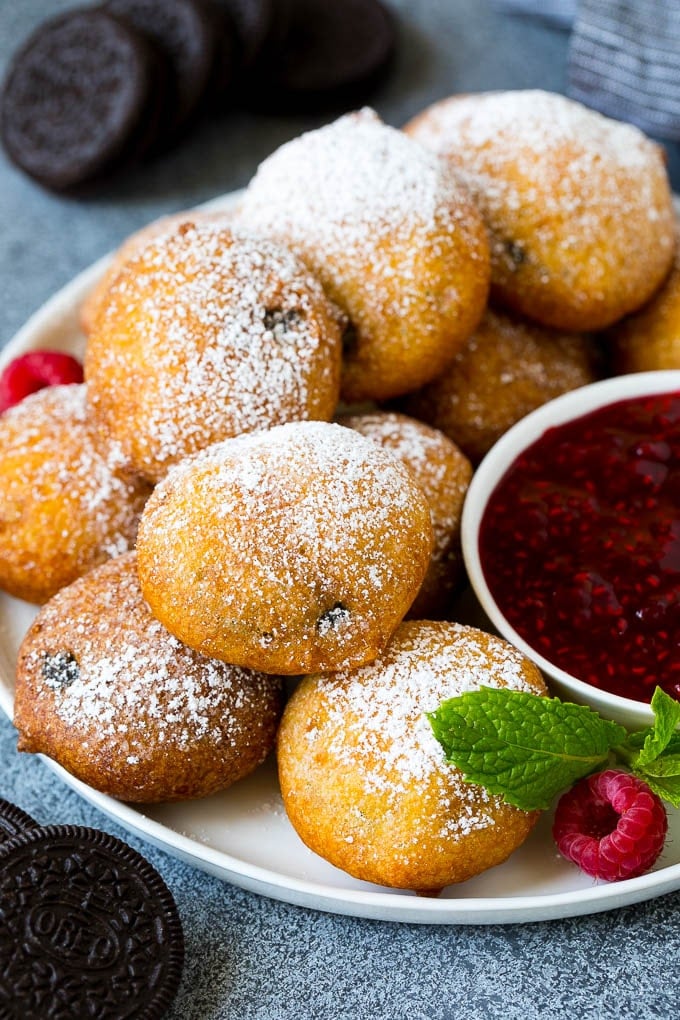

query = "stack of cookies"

[0,0,397,192]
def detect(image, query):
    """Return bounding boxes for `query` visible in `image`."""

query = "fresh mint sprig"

[428,685,680,811]
[631,687,680,767]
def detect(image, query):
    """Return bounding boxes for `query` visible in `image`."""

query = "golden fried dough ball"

[237,108,490,403]
[404,90,675,332]
[79,206,237,336]
[337,411,472,617]
[0,384,150,604]
[606,230,680,373]
[136,421,434,675]
[85,222,342,483]
[403,306,600,464]
[14,553,284,803]
[277,620,547,893]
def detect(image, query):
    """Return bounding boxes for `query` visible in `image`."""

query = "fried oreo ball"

[0,384,150,604]
[14,552,284,803]
[338,411,472,617]
[85,221,342,483]
[136,421,434,674]
[605,228,680,373]
[404,90,675,332]
[403,306,600,464]
[277,620,547,893]
[79,206,237,337]
[237,109,490,403]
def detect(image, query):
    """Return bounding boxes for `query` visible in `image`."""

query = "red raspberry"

[0,350,83,413]
[552,769,667,881]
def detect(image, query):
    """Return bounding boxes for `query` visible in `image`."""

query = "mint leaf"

[634,688,680,769]
[635,754,680,778]
[634,752,680,804]
[428,687,626,811]
[660,733,680,756]
[633,771,680,809]
[624,729,649,750]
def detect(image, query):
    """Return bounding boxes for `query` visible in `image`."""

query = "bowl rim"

[461,369,680,725]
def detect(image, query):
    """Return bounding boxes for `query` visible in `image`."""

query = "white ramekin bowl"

[461,370,680,730]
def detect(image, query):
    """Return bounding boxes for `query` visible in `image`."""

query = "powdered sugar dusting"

[236,109,488,362]
[404,307,598,462]
[406,90,675,323]
[241,108,472,246]
[86,221,341,481]
[139,421,433,672]
[338,411,472,565]
[151,422,426,597]
[304,620,543,841]
[409,90,658,170]
[0,384,149,599]
[80,206,237,335]
[18,553,282,755]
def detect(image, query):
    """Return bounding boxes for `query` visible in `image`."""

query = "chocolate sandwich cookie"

[216,0,279,71]
[122,36,172,165]
[201,0,238,104]
[247,0,396,112]
[0,798,37,849]
[104,0,218,136]
[210,0,291,109]
[0,8,164,192]
[0,825,184,1019]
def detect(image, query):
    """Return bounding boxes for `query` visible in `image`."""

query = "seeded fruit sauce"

[478,390,680,703]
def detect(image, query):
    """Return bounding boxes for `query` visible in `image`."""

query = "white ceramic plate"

[1,193,679,925]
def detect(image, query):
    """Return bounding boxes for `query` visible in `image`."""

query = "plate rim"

[1,190,679,925]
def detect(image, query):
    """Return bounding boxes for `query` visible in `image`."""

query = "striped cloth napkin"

[493,0,680,141]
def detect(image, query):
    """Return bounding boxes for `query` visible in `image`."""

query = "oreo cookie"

[0,798,37,849]
[0,8,165,192]
[104,0,218,137]
[200,1,238,105]
[215,0,279,71]
[0,825,184,1019]
[246,0,397,112]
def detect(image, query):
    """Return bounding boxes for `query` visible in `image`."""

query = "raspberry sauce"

[478,390,680,703]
